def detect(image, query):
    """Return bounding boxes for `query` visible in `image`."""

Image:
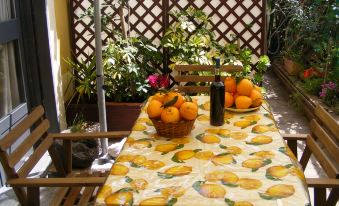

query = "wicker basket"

[150,118,195,138]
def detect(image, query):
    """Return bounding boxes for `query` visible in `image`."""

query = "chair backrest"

[0,106,61,204]
[174,64,244,93]
[308,105,339,178]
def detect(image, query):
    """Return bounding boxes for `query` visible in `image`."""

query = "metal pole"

[94,0,108,155]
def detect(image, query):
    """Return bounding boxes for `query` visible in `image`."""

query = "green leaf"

[219,144,227,149]
[245,141,262,145]
[185,95,192,102]
[163,96,178,108]
[192,181,204,192]
[267,123,274,127]
[117,187,134,193]
[195,133,205,142]
[252,168,259,172]
[158,172,174,179]
[125,176,133,183]
[161,152,169,155]
[128,198,134,206]
[224,198,235,206]
[222,182,238,187]
[285,164,294,168]
[278,147,286,153]
[263,159,272,166]
[154,188,161,193]
[171,155,184,163]
[167,198,178,206]
[249,152,255,155]
[232,158,237,164]
[130,162,142,168]
[176,144,184,149]
[216,152,230,156]
[193,149,202,153]
[259,193,280,200]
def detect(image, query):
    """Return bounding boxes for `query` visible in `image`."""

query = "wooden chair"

[0,105,130,206]
[283,105,339,206]
[173,64,243,93]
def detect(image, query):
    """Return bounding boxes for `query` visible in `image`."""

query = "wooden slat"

[17,137,53,177]
[63,186,82,206]
[6,176,105,187]
[51,131,130,140]
[307,135,339,178]
[306,178,339,188]
[50,187,69,206]
[78,186,96,206]
[310,119,339,163]
[287,140,298,159]
[300,146,312,170]
[0,105,44,151]
[282,133,308,141]
[63,140,72,175]
[327,189,339,206]
[27,187,40,206]
[48,144,66,176]
[174,64,243,72]
[314,105,339,141]
[177,86,209,93]
[314,187,326,206]
[8,119,49,168]
[175,75,232,83]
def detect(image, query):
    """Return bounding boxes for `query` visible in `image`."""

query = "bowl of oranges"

[147,90,198,138]
[224,77,263,112]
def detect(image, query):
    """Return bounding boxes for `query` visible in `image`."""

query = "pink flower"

[158,75,170,88]
[147,74,159,89]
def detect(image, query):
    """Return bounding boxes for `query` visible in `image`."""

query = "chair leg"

[287,140,298,159]
[300,146,311,170]
[27,187,40,206]
[327,188,339,206]
[314,187,326,206]
[12,187,27,206]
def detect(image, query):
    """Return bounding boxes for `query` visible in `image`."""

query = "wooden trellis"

[70,0,266,67]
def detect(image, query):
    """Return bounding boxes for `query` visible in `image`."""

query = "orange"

[180,102,198,120]
[237,79,254,96]
[147,100,164,118]
[250,89,263,107]
[224,92,234,108]
[254,85,261,92]
[224,77,237,93]
[235,96,252,109]
[233,92,239,100]
[163,91,184,108]
[161,106,180,123]
[152,92,165,103]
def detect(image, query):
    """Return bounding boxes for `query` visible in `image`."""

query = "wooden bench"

[173,64,243,93]
[0,105,130,206]
[283,105,339,206]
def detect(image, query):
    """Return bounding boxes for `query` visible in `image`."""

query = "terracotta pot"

[283,58,303,75]
[66,102,143,131]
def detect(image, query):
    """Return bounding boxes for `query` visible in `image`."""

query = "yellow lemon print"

[196,134,221,144]
[229,132,248,140]
[142,160,165,170]
[139,196,167,206]
[242,158,272,172]
[224,113,234,120]
[160,186,186,198]
[289,167,306,182]
[266,165,290,180]
[172,150,196,163]
[197,114,210,121]
[193,181,226,198]
[260,184,295,199]
[221,171,239,186]
[155,143,183,153]
[279,146,298,161]
[136,117,153,125]
[116,154,135,162]
[225,198,254,206]
[131,155,147,166]
[199,101,210,111]
[252,124,278,133]
[110,164,129,175]
[218,129,231,137]
[242,114,261,122]
[126,137,135,144]
[97,185,112,200]
[246,135,273,145]
[195,151,214,160]
[130,139,152,149]
[237,178,262,190]
[205,170,227,182]
[233,120,256,129]
[250,151,275,159]
[158,166,192,179]
[211,154,235,165]
[130,178,148,190]
[132,124,147,131]
[225,146,242,155]
[105,191,133,205]
[205,128,220,134]
[170,136,190,144]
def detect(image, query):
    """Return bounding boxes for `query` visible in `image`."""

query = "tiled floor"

[0,69,335,205]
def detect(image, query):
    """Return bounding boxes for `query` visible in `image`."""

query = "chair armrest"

[306,178,339,188]
[50,131,130,140]
[7,177,106,187]
[282,133,308,141]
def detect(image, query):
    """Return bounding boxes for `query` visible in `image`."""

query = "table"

[96,96,310,206]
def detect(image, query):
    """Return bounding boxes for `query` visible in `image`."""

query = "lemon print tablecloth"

[95,96,310,206]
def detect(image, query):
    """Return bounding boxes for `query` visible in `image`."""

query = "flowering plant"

[303,67,323,79]
[147,74,170,91]
[319,81,338,106]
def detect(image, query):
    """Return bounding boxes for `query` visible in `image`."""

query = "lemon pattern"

[96,96,310,206]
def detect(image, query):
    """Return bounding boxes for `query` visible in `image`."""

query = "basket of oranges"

[147,90,198,138]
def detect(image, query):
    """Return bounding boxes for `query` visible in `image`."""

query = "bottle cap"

[215,58,220,67]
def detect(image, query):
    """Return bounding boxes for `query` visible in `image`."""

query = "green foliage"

[302,78,323,95]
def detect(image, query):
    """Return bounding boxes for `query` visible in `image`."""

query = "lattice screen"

[70,0,266,63]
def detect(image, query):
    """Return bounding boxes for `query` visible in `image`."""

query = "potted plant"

[65,33,162,131]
